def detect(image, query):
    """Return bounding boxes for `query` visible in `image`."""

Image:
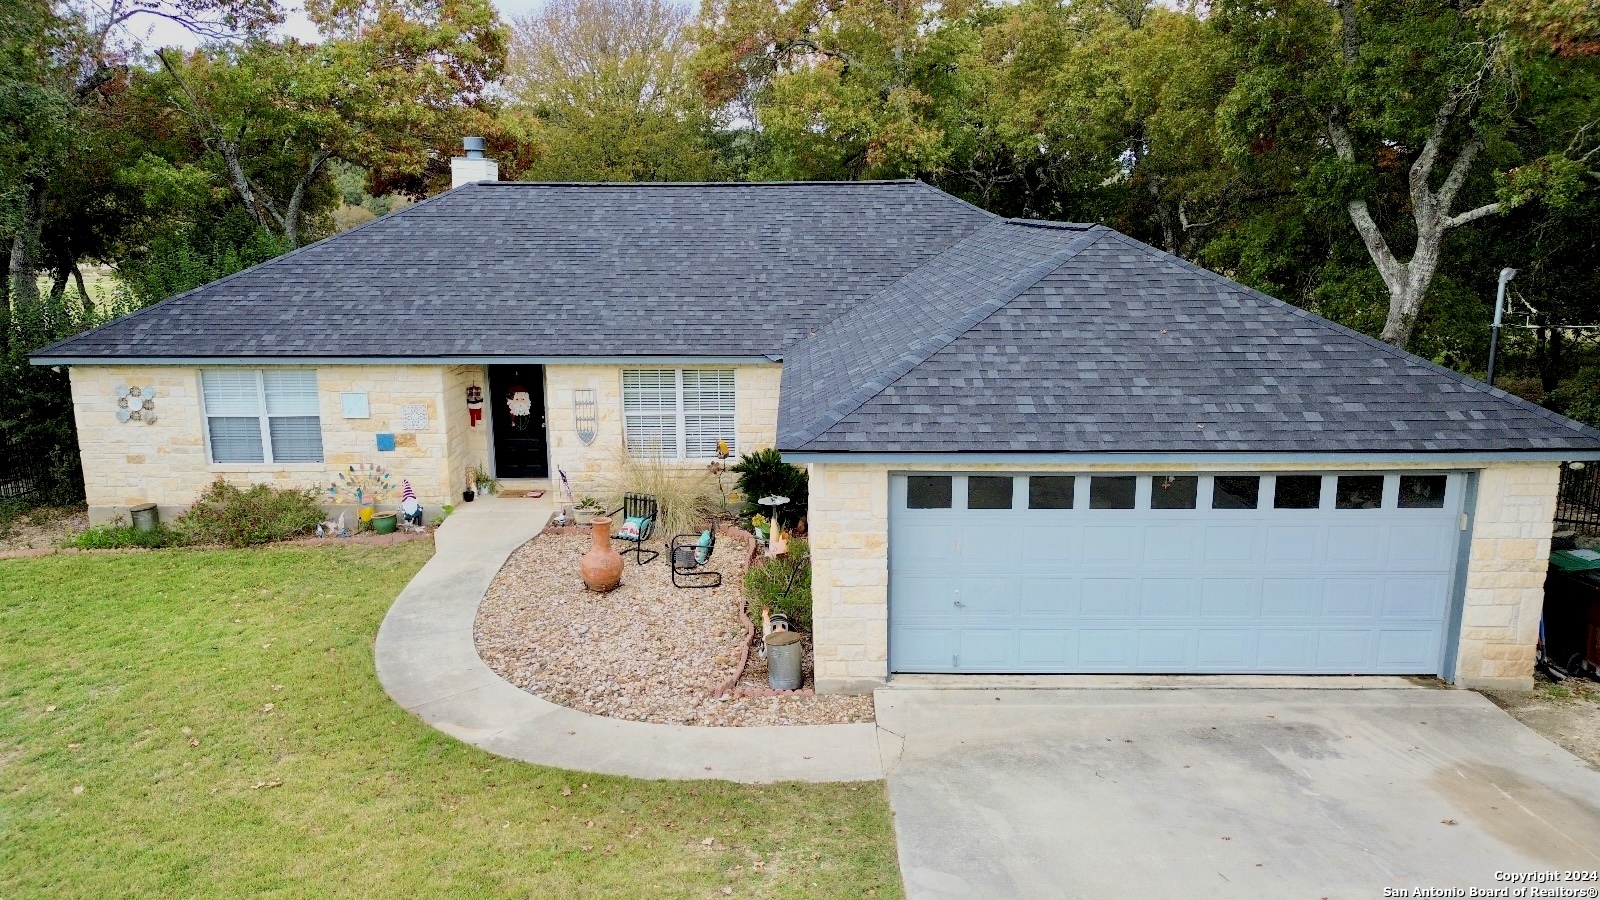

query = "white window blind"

[202,369,324,464]
[622,368,736,460]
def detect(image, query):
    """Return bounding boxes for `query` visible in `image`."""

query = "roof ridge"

[1095,230,1600,444]
[1006,217,1095,230]
[784,224,1103,449]
[909,179,1004,221]
[28,187,465,359]
[476,179,922,187]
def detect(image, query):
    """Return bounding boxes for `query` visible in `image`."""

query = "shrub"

[175,480,325,548]
[70,523,187,550]
[1547,367,1600,428]
[595,448,721,538]
[744,538,812,631]
[731,448,808,526]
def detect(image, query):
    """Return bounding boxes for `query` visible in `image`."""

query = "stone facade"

[69,361,784,525]
[1454,462,1561,690]
[807,459,1560,694]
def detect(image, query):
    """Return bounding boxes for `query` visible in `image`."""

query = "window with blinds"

[201,369,324,464]
[622,368,736,459]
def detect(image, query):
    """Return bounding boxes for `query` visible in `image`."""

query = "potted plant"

[471,464,498,498]
[572,496,603,525]
[371,510,398,534]
[462,468,476,503]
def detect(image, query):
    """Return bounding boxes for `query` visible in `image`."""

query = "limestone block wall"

[442,364,490,497]
[806,459,1562,694]
[1454,462,1561,690]
[543,363,782,500]
[71,365,457,524]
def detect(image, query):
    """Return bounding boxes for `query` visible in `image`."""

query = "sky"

[135,0,545,50]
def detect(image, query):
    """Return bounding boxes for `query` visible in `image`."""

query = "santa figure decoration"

[466,385,484,427]
[506,385,533,430]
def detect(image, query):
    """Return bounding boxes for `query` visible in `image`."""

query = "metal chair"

[609,493,659,564]
[670,529,721,588]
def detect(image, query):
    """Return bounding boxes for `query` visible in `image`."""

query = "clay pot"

[580,516,623,592]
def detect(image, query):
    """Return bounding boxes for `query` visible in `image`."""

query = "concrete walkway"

[373,495,883,783]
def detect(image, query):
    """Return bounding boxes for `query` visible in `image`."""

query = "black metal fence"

[1555,463,1600,533]
[0,430,52,502]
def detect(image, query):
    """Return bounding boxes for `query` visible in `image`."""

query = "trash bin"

[765,630,803,691]
[130,503,159,533]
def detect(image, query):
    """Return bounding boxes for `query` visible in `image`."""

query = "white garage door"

[888,472,1467,674]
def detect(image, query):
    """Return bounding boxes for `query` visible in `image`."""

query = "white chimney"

[450,136,498,189]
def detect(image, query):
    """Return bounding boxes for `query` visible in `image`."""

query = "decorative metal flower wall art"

[114,383,157,424]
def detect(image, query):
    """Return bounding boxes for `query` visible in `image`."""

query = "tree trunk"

[72,264,94,315]
[7,182,43,313]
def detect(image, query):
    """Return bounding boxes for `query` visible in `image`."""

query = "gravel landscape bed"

[475,532,874,727]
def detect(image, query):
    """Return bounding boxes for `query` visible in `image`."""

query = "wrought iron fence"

[0,430,51,502]
[1555,463,1600,533]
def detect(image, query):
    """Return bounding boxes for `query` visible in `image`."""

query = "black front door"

[488,365,549,478]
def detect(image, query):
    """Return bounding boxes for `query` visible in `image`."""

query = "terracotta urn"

[580,516,623,592]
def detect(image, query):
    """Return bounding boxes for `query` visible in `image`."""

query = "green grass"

[0,544,901,899]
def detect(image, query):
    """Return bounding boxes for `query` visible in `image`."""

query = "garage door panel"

[1204,527,1259,563]
[958,576,1017,617]
[889,473,1462,675]
[1316,630,1373,668]
[1387,524,1456,568]
[1022,526,1080,564]
[1257,629,1316,668]
[1019,629,1076,666]
[1081,579,1137,617]
[1140,579,1199,618]
[962,525,1016,566]
[958,630,1014,668]
[1079,629,1136,667]
[1376,630,1438,667]
[893,575,958,618]
[1261,579,1319,617]
[1200,579,1259,618]
[1137,630,1193,668]
[1143,526,1201,565]
[1322,579,1379,617]
[1084,526,1139,563]
[1195,629,1254,667]
[1019,577,1078,617]
[894,524,957,564]
[1325,526,1383,565]
[1265,527,1320,564]
[1382,576,1449,619]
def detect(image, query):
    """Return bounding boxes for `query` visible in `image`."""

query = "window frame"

[200,368,324,465]
[621,368,737,461]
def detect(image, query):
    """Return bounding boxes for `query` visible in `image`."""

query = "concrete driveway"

[877,686,1600,899]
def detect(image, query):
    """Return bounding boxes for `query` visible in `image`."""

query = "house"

[34,142,1600,694]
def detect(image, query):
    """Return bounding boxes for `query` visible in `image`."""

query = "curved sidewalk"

[373,497,885,783]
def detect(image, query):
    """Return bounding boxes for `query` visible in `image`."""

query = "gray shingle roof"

[778,222,1600,454]
[34,180,995,360]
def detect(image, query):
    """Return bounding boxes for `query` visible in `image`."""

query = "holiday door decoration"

[506,385,533,430]
[466,385,484,427]
[114,384,157,424]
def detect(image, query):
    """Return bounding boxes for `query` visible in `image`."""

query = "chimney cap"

[462,136,486,159]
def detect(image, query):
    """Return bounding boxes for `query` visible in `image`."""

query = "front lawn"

[0,544,901,898]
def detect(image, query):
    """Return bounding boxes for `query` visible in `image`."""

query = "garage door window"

[1274,475,1322,509]
[1090,476,1137,509]
[1212,475,1260,509]
[907,475,953,509]
[968,476,1013,509]
[1151,475,1198,509]
[1399,475,1447,508]
[1028,476,1075,509]
[1336,475,1385,509]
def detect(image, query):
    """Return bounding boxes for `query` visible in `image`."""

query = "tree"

[153,0,507,246]
[1216,0,1600,349]
[502,0,721,181]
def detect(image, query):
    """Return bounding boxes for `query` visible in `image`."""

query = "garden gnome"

[399,479,423,526]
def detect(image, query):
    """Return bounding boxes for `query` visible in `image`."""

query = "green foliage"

[595,448,720,537]
[70,522,187,549]
[731,448,807,526]
[744,538,812,631]
[174,480,325,547]
[118,207,289,306]
[1546,367,1600,428]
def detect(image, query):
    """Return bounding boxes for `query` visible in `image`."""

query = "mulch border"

[0,528,433,560]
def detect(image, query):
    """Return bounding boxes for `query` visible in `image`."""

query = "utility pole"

[1486,267,1516,388]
